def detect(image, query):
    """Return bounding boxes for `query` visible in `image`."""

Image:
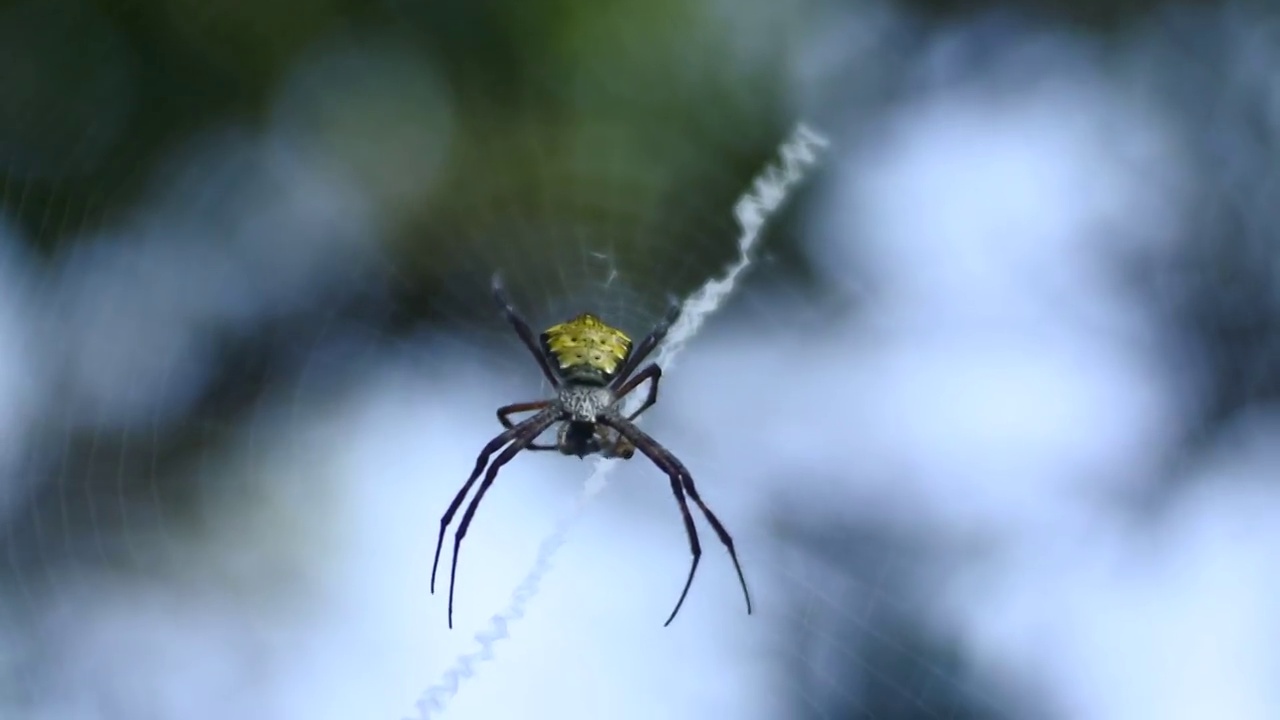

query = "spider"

[429,274,753,628]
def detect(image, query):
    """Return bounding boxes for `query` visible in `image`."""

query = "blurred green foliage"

[0,0,1197,324]
[1,0,799,304]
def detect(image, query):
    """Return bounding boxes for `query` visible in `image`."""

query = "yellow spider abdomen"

[540,313,632,383]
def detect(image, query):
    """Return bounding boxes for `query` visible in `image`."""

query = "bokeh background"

[3,0,1280,718]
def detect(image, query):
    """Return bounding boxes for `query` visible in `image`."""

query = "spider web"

[0,1,856,719]
[13,1,1271,719]
[406,124,829,720]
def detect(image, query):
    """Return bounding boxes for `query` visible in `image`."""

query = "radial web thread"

[407,123,830,720]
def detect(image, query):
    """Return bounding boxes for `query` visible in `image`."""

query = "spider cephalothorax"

[429,274,753,628]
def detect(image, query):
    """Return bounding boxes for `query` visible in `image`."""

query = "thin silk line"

[408,123,830,720]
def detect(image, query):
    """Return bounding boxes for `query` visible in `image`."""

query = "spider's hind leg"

[492,274,560,388]
[610,297,681,390]
[613,363,661,422]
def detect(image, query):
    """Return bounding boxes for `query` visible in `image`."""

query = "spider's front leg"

[496,400,558,451]
[594,423,635,459]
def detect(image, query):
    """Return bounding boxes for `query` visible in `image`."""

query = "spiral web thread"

[407,122,830,720]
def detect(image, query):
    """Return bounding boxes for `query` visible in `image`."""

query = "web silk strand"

[408,123,830,720]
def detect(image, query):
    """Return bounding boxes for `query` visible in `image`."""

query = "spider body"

[540,312,632,385]
[557,383,616,422]
[551,384,633,459]
[429,274,753,629]
[557,420,620,459]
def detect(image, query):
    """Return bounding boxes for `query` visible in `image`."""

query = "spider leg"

[497,400,558,451]
[601,416,753,625]
[610,297,680,390]
[612,363,661,422]
[431,409,555,595]
[492,273,560,388]
[447,410,562,628]
[594,425,635,459]
[676,463,753,615]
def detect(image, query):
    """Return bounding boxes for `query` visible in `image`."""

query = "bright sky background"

[2,7,1279,720]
